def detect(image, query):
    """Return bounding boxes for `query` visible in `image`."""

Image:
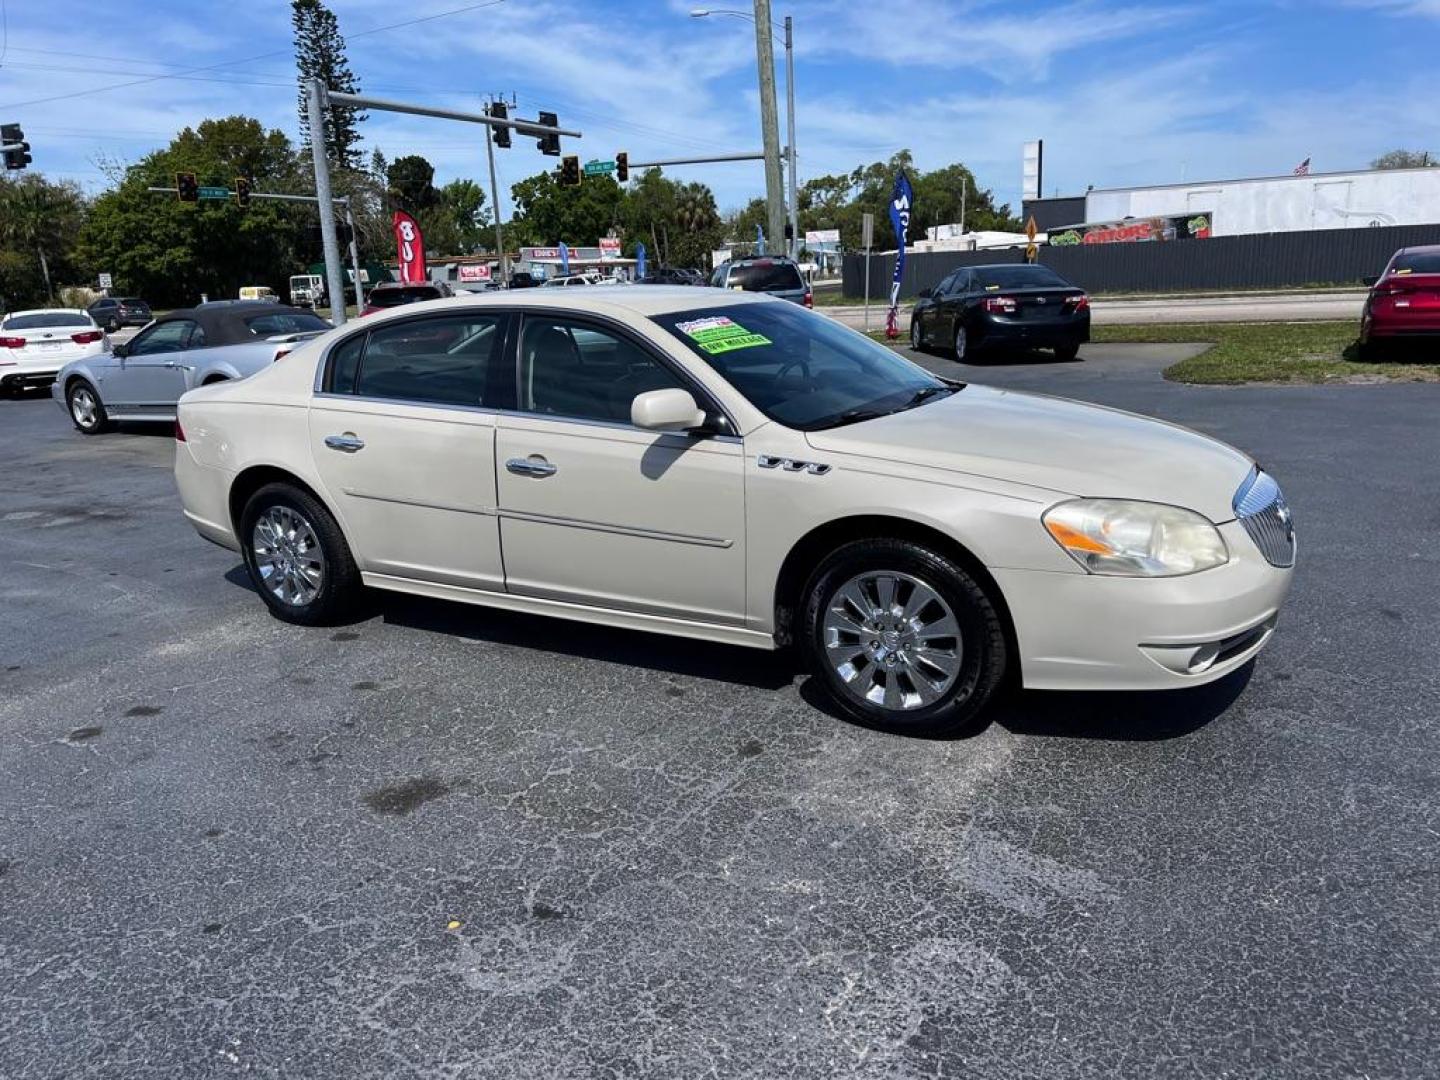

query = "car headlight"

[1042,499,1228,577]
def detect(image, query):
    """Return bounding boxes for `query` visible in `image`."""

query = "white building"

[1082,166,1440,237]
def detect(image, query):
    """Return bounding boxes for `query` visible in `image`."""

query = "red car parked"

[1360,245,1440,357]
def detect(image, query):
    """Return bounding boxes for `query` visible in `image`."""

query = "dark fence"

[841,222,1440,300]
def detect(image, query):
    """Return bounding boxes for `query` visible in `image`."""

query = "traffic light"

[234,176,251,208]
[559,155,581,187]
[1,124,31,171]
[536,111,560,156]
[176,172,199,203]
[490,101,511,149]
[616,151,628,183]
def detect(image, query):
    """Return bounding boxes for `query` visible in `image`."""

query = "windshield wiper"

[906,385,954,407]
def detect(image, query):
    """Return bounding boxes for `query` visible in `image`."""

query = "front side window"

[349,314,504,406]
[518,316,686,424]
[129,320,196,355]
[652,302,949,431]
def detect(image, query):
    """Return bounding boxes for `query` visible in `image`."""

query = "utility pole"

[753,0,785,255]
[341,197,365,312]
[783,15,798,261]
[484,95,509,284]
[307,79,348,322]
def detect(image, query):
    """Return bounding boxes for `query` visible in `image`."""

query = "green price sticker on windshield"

[676,316,772,355]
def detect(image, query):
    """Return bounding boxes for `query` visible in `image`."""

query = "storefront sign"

[599,237,621,260]
[805,228,840,246]
[1050,212,1212,246]
[457,264,492,282]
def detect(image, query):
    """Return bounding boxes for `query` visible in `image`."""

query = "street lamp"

[691,7,798,260]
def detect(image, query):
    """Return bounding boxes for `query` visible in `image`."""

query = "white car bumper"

[175,446,240,552]
[995,521,1294,691]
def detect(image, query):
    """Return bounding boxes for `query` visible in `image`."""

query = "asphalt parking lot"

[2,344,1438,1079]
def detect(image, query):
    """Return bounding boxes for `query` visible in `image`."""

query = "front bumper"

[994,520,1294,691]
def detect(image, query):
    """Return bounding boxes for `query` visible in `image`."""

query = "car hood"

[805,384,1252,522]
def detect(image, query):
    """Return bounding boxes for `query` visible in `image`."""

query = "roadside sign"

[599,237,621,260]
[198,185,230,200]
[457,264,492,282]
[98,272,113,289]
[861,212,874,250]
[583,159,615,176]
[1025,215,1038,242]
[1025,242,1038,262]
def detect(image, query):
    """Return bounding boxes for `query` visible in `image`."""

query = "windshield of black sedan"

[652,302,951,430]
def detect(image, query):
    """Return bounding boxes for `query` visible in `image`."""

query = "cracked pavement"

[1,344,1437,1078]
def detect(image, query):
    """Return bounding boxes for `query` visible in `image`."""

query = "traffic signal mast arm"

[323,90,579,141]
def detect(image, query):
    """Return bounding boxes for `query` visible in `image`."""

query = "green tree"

[437,179,490,253]
[78,117,304,306]
[386,155,441,214]
[1372,149,1434,169]
[0,174,87,306]
[509,171,625,250]
[293,0,367,170]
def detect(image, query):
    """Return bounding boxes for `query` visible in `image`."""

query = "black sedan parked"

[86,297,152,332]
[909,264,1090,362]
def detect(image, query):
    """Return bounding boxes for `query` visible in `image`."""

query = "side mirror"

[917,287,932,298]
[111,342,128,358]
[1361,275,1379,287]
[631,387,706,432]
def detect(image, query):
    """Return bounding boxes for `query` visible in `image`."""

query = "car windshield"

[726,261,805,292]
[1391,252,1440,274]
[972,266,1070,289]
[651,302,955,431]
[3,312,91,329]
[244,311,330,335]
[367,287,441,307]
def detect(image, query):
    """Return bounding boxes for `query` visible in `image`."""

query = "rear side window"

[367,286,442,308]
[327,334,365,394]
[245,311,330,336]
[1391,251,1440,274]
[353,314,505,406]
[726,261,804,292]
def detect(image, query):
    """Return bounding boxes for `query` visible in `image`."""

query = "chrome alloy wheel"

[70,386,98,428]
[910,319,923,349]
[822,571,962,711]
[252,505,325,606]
[954,323,968,360]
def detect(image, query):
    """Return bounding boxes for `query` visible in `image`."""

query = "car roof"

[160,301,322,345]
[350,284,770,323]
[1396,245,1440,256]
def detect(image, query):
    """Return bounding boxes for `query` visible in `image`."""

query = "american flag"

[1293,157,1311,176]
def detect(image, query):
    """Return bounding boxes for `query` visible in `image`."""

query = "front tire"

[240,483,362,626]
[801,538,1008,736]
[67,380,113,434]
[910,318,925,352]
[953,322,969,361]
[1054,343,1081,362]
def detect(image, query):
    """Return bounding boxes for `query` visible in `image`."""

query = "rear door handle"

[506,456,557,478]
[324,433,365,453]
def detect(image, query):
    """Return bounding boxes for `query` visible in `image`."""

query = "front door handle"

[506,456,557,478]
[324,433,365,453]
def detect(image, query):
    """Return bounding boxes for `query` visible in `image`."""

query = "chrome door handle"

[506,457,557,478]
[163,360,193,370]
[324,434,365,453]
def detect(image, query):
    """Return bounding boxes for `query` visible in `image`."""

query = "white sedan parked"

[0,309,107,395]
[174,288,1295,735]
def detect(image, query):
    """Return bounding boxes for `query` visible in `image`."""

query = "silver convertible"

[53,300,330,434]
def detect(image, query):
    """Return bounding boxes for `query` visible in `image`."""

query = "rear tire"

[67,380,113,435]
[800,538,1008,737]
[954,322,969,361]
[240,483,362,626]
[1054,343,1081,362]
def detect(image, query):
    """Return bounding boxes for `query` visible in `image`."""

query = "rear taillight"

[803,290,813,308]
[0,336,26,349]
[174,419,187,442]
[71,330,104,344]
[1065,294,1090,313]
[983,296,1017,314]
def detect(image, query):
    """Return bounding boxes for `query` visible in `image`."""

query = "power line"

[0,0,507,110]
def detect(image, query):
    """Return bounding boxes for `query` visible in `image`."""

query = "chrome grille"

[1233,469,1295,568]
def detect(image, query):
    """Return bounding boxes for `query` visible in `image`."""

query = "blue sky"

[1,0,1435,218]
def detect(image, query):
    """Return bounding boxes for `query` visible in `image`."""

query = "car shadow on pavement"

[373,591,797,691]
[797,660,1253,742]
[989,662,1255,741]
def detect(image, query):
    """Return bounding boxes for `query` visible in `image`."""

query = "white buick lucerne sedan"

[173,287,1295,735]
